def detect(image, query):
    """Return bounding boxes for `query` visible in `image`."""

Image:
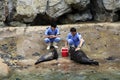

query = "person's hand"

[75,47,80,51]
[52,35,57,38]
[50,35,56,38]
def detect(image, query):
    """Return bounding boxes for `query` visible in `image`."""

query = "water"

[1,70,120,80]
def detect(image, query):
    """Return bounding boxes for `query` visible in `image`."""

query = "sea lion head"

[50,46,55,49]
[69,47,75,53]
[50,46,56,51]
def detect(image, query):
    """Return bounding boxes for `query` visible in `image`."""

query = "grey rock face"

[0,0,120,26]
[65,0,90,11]
[58,10,92,23]
[68,10,92,22]
[103,0,120,11]
[90,0,116,22]
[46,0,71,18]
[0,0,6,21]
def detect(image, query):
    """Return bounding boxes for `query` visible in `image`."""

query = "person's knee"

[68,39,73,45]
[44,38,50,43]
[54,37,61,43]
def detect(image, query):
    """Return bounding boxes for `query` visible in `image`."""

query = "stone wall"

[0,0,120,26]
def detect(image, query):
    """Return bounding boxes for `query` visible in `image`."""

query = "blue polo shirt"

[45,27,60,36]
[67,32,82,42]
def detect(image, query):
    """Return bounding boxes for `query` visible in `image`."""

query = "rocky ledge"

[0,23,119,79]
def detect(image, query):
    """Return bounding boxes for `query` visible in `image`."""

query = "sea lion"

[34,46,58,65]
[69,47,99,65]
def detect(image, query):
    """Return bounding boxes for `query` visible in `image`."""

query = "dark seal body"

[69,47,99,65]
[34,46,58,65]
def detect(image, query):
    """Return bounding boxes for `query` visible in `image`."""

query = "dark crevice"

[30,14,58,26]
[30,14,50,26]
[115,10,120,21]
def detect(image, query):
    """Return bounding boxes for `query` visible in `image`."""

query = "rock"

[90,0,111,22]
[103,0,120,11]
[0,0,7,22]
[17,35,44,58]
[16,59,35,67]
[90,0,120,22]
[15,0,71,22]
[102,0,120,21]
[0,58,10,77]
[62,10,92,23]
[106,56,116,61]
[1,0,120,25]
[46,0,71,18]
[0,23,119,79]
[32,52,41,56]
[0,58,4,62]
[0,37,16,54]
[0,22,5,27]
[65,0,90,11]
[16,0,37,15]
[10,21,26,27]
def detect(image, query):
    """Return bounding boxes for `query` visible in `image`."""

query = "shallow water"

[1,69,120,80]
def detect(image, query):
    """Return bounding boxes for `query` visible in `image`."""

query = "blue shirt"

[67,32,82,42]
[45,27,60,36]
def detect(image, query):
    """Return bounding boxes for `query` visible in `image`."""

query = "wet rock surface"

[0,58,10,77]
[0,23,119,80]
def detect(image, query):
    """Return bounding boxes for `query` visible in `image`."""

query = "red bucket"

[61,48,69,57]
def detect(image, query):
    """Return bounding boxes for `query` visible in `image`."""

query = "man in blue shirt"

[65,27,84,51]
[44,23,61,50]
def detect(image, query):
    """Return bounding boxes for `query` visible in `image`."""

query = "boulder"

[65,0,90,11]
[0,0,7,22]
[0,58,10,77]
[46,0,71,18]
[103,0,120,11]
[58,10,92,23]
